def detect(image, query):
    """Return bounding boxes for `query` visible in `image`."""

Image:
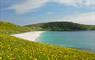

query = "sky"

[0,0,95,25]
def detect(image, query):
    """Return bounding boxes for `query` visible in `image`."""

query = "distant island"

[25,22,95,31]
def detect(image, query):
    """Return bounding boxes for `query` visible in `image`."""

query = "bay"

[37,31,95,52]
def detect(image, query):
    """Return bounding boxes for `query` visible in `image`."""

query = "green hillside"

[0,34,95,60]
[0,21,95,60]
[25,22,95,31]
[0,21,30,34]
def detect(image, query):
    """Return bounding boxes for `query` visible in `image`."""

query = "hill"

[25,22,95,31]
[0,21,30,34]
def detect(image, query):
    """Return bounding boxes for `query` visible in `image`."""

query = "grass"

[0,21,30,34]
[0,34,95,60]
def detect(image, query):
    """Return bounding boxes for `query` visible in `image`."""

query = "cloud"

[53,0,95,7]
[59,12,95,25]
[8,0,48,14]
[8,0,95,14]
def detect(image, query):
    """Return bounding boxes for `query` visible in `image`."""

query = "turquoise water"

[37,31,95,52]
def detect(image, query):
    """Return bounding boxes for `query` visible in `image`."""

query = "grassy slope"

[0,21,30,34]
[0,21,95,60]
[0,34,95,60]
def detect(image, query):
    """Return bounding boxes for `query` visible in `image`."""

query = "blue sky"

[0,0,95,25]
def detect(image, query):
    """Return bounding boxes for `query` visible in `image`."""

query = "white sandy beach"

[12,31,45,41]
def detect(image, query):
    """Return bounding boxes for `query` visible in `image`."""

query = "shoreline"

[11,31,45,42]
